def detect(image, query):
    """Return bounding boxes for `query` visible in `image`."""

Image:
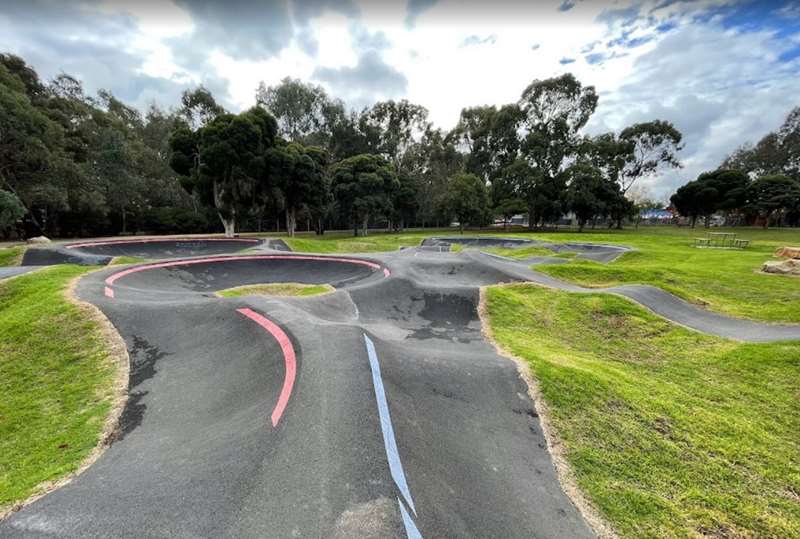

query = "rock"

[26,236,51,244]
[774,246,800,258]
[763,258,800,275]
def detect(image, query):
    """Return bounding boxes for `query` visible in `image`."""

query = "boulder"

[763,258,800,275]
[774,246,800,258]
[26,236,51,244]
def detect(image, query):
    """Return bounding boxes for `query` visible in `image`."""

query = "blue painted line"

[364,333,417,515]
[398,497,423,539]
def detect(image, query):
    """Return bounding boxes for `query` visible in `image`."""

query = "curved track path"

[3,237,798,538]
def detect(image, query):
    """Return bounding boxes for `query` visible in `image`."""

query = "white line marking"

[364,333,417,515]
[398,497,423,539]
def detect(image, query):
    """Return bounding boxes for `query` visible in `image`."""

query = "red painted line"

[103,255,388,296]
[104,286,114,298]
[383,268,391,278]
[236,308,296,427]
[67,237,260,249]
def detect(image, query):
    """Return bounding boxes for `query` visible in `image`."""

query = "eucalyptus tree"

[516,73,597,227]
[180,86,225,130]
[747,174,800,228]
[169,106,278,236]
[360,100,430,172]
[256,77,345,149]
[618,120,683,194]
[265,141,329,237]
[723,107,800,180]
[452,104,522,184]
[439,173,490,233]
[403,127,463,227]
[330,154,399,236]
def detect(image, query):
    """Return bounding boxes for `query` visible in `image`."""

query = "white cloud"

[3,0,798,198]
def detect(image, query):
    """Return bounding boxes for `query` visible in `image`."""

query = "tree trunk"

[121,207,127,235]
[286,207,296,237]
[459,221,464,234]
[579,219,585,233]
[616,217,623,230]
[691,216,697,228]
[219,212,236,238]
[213,181,235,237]
[362,215,369,236]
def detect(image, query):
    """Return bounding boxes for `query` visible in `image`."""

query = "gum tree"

[170,106,278,237]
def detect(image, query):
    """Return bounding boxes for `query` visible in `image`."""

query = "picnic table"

[694,232,750,249]
[708,232,736,247]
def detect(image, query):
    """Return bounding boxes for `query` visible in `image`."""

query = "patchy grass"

[528,229,800,323]
[282,226,800,322]
[109,256,149,266]
[216,282,334,298]
[285,233,432,253]
[485,283,800,538]
[0,246,24,267]
[0,266,120,514]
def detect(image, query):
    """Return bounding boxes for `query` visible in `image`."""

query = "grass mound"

[216,282,334,298]
[485,283,800,538]
[0,266,122,515]
[0,246,24,267]
[530,229,800,323]
[109,256,149,266]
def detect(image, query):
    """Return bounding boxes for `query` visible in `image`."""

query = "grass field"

[285,226,800,323]
[524,228,800,323]
[109,256,149,266]
[216,282,334,298]
[485,284,800,538]
[0,266,120,515]
[0,246,24,267]
[284,232,438,253]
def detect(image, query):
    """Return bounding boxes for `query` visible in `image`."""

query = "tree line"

[670,108,800,228]
[1,52,686,239]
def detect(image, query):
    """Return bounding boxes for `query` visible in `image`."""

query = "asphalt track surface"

[3,237,799,538]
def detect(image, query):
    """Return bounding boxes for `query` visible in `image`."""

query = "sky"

[1,0,799,198]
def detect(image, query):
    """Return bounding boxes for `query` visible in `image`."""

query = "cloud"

[461,34,497,47]
[587,18,800,196]
[2,0,799,201]
[0,0,196,108]
[405,0,438,28]
[172,0,294,61]
[312,49,407,109]
[559,1,577,12]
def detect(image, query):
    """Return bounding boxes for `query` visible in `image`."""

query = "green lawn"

[0,246,24,267]
[285,227,800,323]
[109,256,149,266]
[284,232,438,253]
[524,228,800,323]
[485,284,800,538]
[216,282,334,298]
[0,266,120,515]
